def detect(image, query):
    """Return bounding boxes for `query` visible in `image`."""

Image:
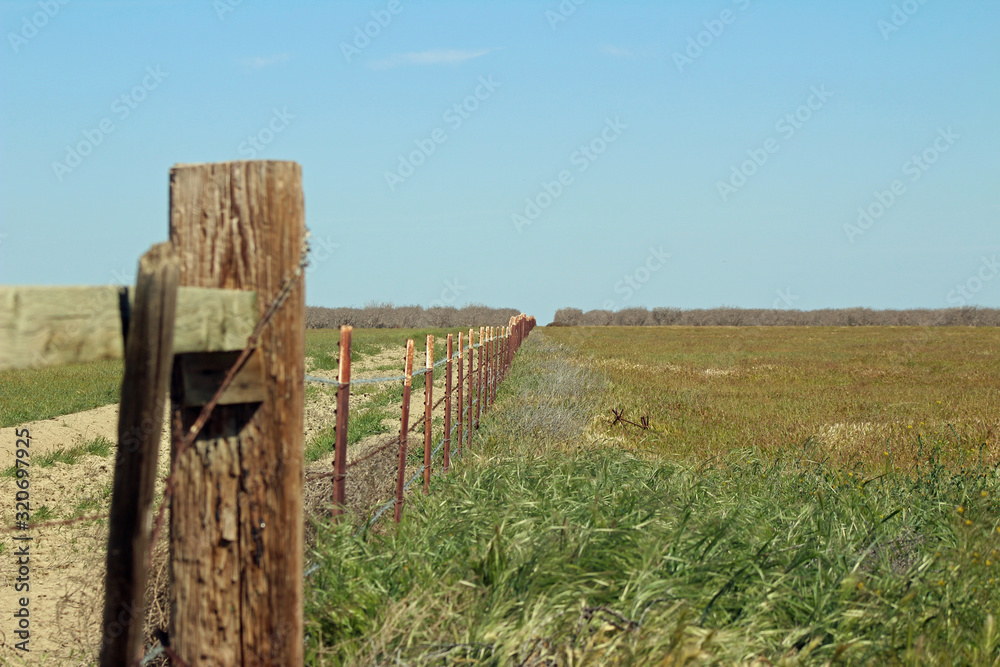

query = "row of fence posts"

[89,159,530,664]
[330,314,536,522]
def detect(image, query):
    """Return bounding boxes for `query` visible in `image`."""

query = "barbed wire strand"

[304,396,482,483]
[304,343,482,387]
[146,241,309,571]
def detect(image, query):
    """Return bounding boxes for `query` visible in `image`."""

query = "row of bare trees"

[306,302,521,329]
[551,306,1000,327]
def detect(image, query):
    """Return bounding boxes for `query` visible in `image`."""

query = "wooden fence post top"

[447,333,453,358]
[426,334,434,368]
[458,331,463,359]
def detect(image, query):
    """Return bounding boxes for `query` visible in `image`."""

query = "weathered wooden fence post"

[100,244,179,667]
[443,334,453,472]
[332,325,352,519]
[395,340,414,523]
[168,161,305,665]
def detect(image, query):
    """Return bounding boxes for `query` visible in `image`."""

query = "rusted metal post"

[443,334,453,473]
[496,328,504,392]
[488,327,495,407]
[498,326,504,386]
[332,325,352,520]
[422,335,434,494]
[100,244,178,667]
[505,325,511,379]
[169,160,305,665]
[466,328,474,449]
[505,326,511,379]
[475,327,484,428]
[484,327,491,410]
[493,327,499,402]
[394,340,414,523]
[456,332,464,460]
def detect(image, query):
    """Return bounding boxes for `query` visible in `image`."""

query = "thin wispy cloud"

[239,53,291,69]
[368,48,494,70]
[601,45,633,57]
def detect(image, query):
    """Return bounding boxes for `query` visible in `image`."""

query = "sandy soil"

[0,345,469,664]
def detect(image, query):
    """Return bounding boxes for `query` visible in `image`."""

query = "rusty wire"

[146,240,310,568]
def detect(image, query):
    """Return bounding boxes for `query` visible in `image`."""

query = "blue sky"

[1,0,997,324]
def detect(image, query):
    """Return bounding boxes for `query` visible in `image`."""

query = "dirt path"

[0,345,466,664]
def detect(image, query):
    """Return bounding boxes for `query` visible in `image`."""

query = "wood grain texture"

[177,349,266,407]
[0,286,256,370]
[100,243,179,667]
[168,161,305,666]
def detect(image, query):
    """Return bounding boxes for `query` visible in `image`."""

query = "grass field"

[544,326,1000,472]
[0,359,124,428]
[304,329,1000,665]
[0,327,466,428]
[3,325,998,663]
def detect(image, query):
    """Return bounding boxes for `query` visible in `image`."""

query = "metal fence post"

[332,325,352,520]
[443,334,453,473]
[395,340,414,523]
[423,335,434,494]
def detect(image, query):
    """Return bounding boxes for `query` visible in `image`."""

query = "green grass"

[304,332,1000,665]
[304,326,472,462]
[1,436,113,477]
[0,360,124,427]
[33,505,55,523]
[305,382,399,463]
[0,327,474,429]
[307,327,475,372]
[71,482,113,518]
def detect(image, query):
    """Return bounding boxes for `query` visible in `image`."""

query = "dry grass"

[304,331,1000,665]
[544,326,1000,473]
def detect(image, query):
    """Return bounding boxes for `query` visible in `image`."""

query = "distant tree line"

[550,306,1000,327]
[306,302,522,329]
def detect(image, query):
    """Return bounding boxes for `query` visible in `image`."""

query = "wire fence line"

[299,319,533,584]
[0,162,532,665]
[320,320,535,533]
[304,341,482,387]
